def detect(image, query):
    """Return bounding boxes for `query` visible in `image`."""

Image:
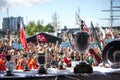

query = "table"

[0,67,120,80]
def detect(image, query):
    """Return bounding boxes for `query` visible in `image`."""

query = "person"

[51,55,59,68]
[0,58,6,71]
[28,55,38,70]
[88,48,102,66]
[85,53,96,66]
[63,52,71,67]
[16,56,26,70]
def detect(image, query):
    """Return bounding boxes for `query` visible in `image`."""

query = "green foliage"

[36,20,44,32]
[25,20,54,36]
[44,23,54,32]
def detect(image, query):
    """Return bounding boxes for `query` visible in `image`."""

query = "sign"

[12,43,23,50]
[61,42,72,48]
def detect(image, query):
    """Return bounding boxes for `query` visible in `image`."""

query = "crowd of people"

[0,28,120,71]
[0,37,104,71]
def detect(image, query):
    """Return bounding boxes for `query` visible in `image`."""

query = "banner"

[36,34,47,42]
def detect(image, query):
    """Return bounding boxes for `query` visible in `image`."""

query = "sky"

[0,0,120,29]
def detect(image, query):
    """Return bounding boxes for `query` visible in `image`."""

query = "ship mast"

[102,0,120,28]
[110,0,113,28]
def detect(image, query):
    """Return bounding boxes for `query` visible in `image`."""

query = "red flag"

[20,21,28,51]
[89,48,102,65]
[36,34,47,42]
[89,36,94,42]
[83,24,89,32]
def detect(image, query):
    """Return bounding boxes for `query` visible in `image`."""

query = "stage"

[0,67,120,80]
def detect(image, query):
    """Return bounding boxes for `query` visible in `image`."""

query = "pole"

[7,8,10,40]
[110,0,113,28]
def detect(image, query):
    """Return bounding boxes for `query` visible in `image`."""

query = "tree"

[44,23,54,32]
[25,20,55,36]
[26,21,36,36]
[36,20,44,32]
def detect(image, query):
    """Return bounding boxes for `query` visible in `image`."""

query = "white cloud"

[0,0,52,10]
[0,0,8,11]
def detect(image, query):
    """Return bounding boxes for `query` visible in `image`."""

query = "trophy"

[73,31,93,73]
[58,52,66,69]
[102,40,120,69]
[37,53,47,74]
[23,54,30,71]
[5,55,14,76]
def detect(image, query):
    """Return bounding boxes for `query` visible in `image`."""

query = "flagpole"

[7,8,10,40]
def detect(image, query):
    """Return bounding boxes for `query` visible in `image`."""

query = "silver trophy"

[102,40,120,69]
[5,55,15,76]
[73,31,93,73]
[23,54,30,71]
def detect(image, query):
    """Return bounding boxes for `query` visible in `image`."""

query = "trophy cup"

[23,54,30,71]
[5,55,14,76]
[37,53,47,74]
[58,52,66,69]
[73,31,93,73]
[102,40,120,69]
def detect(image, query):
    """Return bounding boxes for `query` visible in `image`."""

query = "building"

[2,16,23,33]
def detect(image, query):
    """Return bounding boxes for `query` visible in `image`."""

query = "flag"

[90,21,102,52]
[75,12,82,25]
[96,24,106,42]
[99,27,106,41]
[20,20,28,51]
[89,48,102,65]
[75,12,90,32]
[36,34,47,42]
[106,28,114,39]
[83,22,89,32]
[89,36,94,42]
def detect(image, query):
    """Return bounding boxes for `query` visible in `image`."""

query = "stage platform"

[0,67,120,80]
